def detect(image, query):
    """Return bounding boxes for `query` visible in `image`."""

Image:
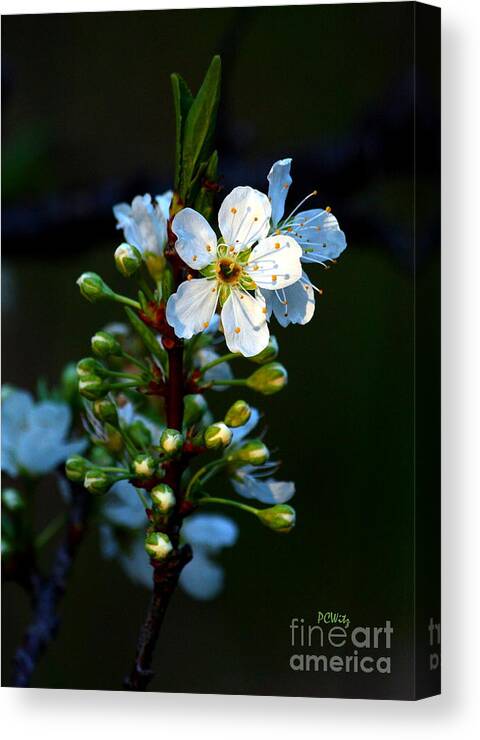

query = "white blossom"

[166,186,303,357]
[113,191,172,258]
[264,158,347,326]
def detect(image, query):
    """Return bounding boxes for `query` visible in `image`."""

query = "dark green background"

[2,3,440,698]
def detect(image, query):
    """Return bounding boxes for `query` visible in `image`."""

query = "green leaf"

[124,307,167,368]
[180,55,221,201]
[170,73,194,192]
[193,149,219,222]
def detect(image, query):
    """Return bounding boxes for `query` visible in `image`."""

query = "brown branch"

[124,543,192,691]
[11,483,90,687]
[125,237,193,691]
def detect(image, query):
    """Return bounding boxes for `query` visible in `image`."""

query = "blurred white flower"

[1,389,86,477]
[102,479,145,529]
[113,191,172,258]
[179,513,238,600]
[194,347,233,390]
[231,467,295,504]
[226,406,295,505]
[100,480,152,588]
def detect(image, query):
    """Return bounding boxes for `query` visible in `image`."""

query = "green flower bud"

[232,439,269,466]
[1,488,25,511]
[91,331,122,359]
[250,336,279,364]
[204,422,232,449]
[132,453,156,479]
[151,483,176,514]
[144,531,173,561]
[84,468,114,495]
[257,504,296,533]
[246,362,287,395]
[128,420,152,448]
[77,272,114,303]
[92,398,118,425]
[224,399,251,428]
[61,362,79,403]
[78,374,108,401]
[103,423,124,454]
[160,428,184,454]
[90,446,115,467]
[65,455,91,483]
[114,243,143,277]
[76,357,105,377]
[183,394,208,427]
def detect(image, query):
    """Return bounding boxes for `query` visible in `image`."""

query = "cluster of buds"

[66,298,296,551]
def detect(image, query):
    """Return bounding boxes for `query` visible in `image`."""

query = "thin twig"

[124,543,192,691]
[125,241,192,691]
[11,482,90,687]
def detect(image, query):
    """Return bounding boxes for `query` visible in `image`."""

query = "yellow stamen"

[234,327,241,333]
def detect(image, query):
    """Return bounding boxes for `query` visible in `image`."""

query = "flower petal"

[103,480,146,528]
[182,513,238,550]
[166,278,218,340]
[1,389,34,445]
[16,429,86,476]
[221,290,269,357]
[179,550,225,601]
[114,194,167,257]
[155,190,173,220]
[195,347,233,389]
[218,186,271,248]
[119,537,153,589]
[171,208,217,270]
[247,235,302,290]
[264,271,315,327]
[267,158,292,226]
[1,446,18,476]
[288,208,347,263]
[228,407,260,445]
[29,401,72,441]
[232,471,295,504]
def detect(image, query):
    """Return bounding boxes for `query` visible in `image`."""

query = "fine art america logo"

[289,611,393,675]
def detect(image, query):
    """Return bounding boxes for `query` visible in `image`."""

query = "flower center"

[216,257,243,285]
